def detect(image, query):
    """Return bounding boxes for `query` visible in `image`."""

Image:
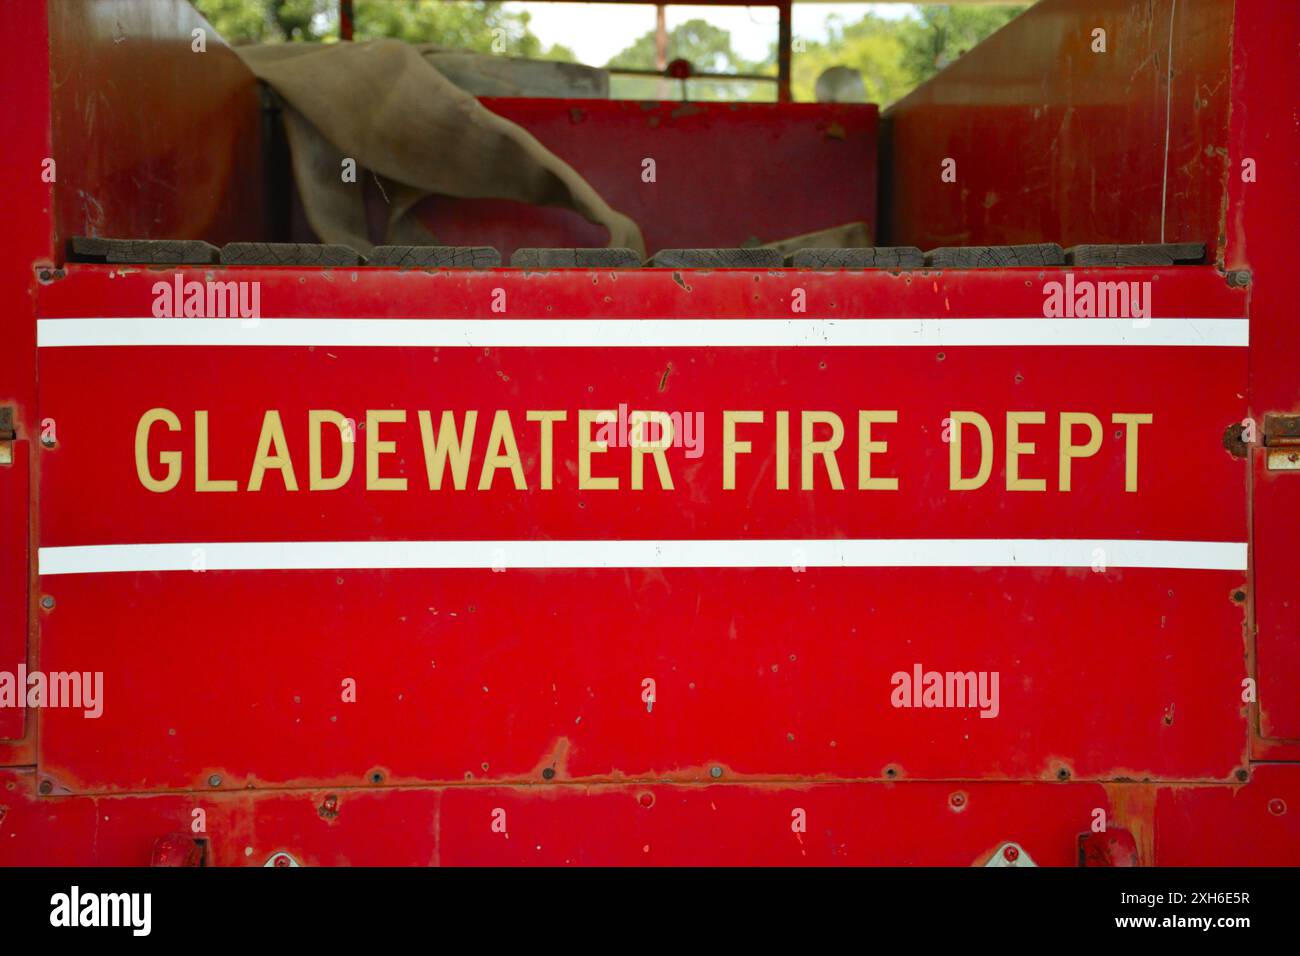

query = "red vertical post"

[777,0,792,102]
[340,0,354,41]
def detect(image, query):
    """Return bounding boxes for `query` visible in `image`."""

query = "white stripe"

[36,318,1248,348]
[38,539,1247,575]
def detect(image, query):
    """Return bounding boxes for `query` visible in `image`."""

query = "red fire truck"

[0,0,1296,872]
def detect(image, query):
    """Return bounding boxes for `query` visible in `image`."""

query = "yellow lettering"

[526,410,566,490]
[1058,412,1102,491]
[858,410,899,490]
[248,410,298,491]
[949,412,993,490]
[417,410,476,490]
[309,410,355,491]
[135,408,181,493]
[1112,413,1153,492]
[578,409,618,490]
[723,411,763,490]
[801,411,844,490]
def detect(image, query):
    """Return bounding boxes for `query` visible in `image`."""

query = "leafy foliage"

[191,1,1028,104]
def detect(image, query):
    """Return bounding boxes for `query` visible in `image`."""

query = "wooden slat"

[789,247,924,269]
[511,248,641,269]
[1065,243,1205,266]
[369,246,500,268]
[69,237,220,265]
[925,243,1064,268]
[650,248,784,269]
[221,243,363,266]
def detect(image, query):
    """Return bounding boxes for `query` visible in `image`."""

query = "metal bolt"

[207,774,222,787]
[1003,845,1020,862]
[38,780,53,796]
[1236,769,1249,782]
[709,766,722,779]
[541,767,555,780]
[39,595,54,610]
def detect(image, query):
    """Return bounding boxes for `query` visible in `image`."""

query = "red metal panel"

[0,443,29,742]
[46,0,266,254]
[34,265,1249,793]
[402,99,877,260]
[1224,1,1300,744]
[4,765,1298,866]
[879,0,1233,256]
[0,0,50,764]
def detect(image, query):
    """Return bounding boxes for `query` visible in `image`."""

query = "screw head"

[709,766,722,779]
[1003,845,1020,862]
[207,774,222,787]
[541,767,555,780]
[37,780,53,795]
[1268,798,1286,816]
[39,595,54,610]
[949,792,967,810]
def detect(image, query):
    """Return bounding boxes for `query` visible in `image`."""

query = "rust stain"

[1221,421,1249,458]
[1100,783,1158,865]
[531,736,572,781]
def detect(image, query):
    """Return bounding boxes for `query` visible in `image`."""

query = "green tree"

[790,14,911,106]
[192,0,334,43]
[354,0,572,59]
[606,18,773,102]
[898,5,1028,81]
[192,0,572,58]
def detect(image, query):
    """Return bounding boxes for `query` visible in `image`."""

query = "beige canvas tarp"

[236,40,645,256]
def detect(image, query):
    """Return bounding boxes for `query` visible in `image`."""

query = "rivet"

[541,767,556,780]
[709,766,722,778]
[207,774,222,787]
[40,595,54,610]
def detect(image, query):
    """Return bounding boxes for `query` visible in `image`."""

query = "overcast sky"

[502,3,918,65]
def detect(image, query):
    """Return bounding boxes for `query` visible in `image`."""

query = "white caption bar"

[37,318,1248,348]
[39,539,1247,576]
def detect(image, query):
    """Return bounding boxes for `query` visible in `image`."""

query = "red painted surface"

[0,0,49,764]
[405,99,877,260]
[1225,2,1300,744]
[32,265,1250,793]
[46,0,266,254]
[0,443,29,742]
[1,0,1296,866]
[880,0,1234,257]
[3,765,1298,866]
